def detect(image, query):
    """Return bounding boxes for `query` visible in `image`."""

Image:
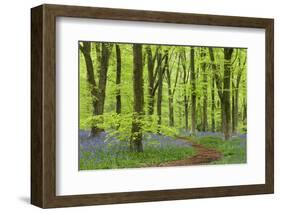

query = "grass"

[79,145,196,170]
[194,135,246,164]
[79,134,246,170]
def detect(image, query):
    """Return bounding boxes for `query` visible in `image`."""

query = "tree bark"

[177,69,183,128]
[181,50,189,131]
[211,76,215,132]
[85,42,112,135]
[96,43,112,115]
[184,95,188,131]
[130,44,144,152]
[157,50,163,133]
[209,47,224,132]
[201,48,208,131]
[146,46,155,116]
[79,42,101,134]
[190,47,196,134]
[232,51,245,134]
[115,44,121,114]
[223,48,234,140]
[243,99,247,124]
[165,50,175,127]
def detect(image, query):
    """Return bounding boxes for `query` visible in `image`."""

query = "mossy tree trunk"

[146,46,155,116]
[201,47,208,131]
[130,44,144,152]
[156,50,163,133]
[115,44,121,114]
[223,48,234,140]
[211,75,216,132]
[209,47,225,133]
[190,47,196,135]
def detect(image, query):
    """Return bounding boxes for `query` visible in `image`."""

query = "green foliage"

[84,112,179,146]
[80,43,247,133]
[79,52,93,130]
[79,41,247,169]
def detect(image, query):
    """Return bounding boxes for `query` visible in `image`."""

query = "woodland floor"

[79,130,246,170]
[157,137,222,167]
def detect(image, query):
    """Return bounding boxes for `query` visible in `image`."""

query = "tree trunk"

[221,99,225,133]
[79,42,101,134]
[211,76,215,132]
[165,50,174,127]
[232,51,244,134]
[178,100,182,127]
[146,46,155,116]
[232,85,240,134]
[130,44,144,152]
[223,48,234,140]
[184,95,188,131]
[190,47,196,134]
[243,99,247,124]
[167,76,174,127]
[201,48,208,131]
[232,88,238,134]
[209,47,224,133]
[181,51,189,131]
[86,43,112,135]
[96,43,111,115]
[157,51,163,133]
[115,44,121,114]
[95,43,101,80]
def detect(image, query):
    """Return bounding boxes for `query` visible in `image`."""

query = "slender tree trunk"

[184,95,188,131]
[96,43,111,115]
[233,89,239,133]
[221,101,226,132]
[209,47,224,133]
[232,92,235,133]
[181,51,189,131]
[146,46,155,116]
[157,51,163,133]
[130,44,144,152]
[211,76,215,132]
[178,101,182,127]
[95,43,101,80]
[177,69,183,128]
[243,99,247,124]
[167,74,174,126]
[165,51,174,127]
[201,48,208,131]
[232,51,244,134]
[190,47,196,134]
[223,48,234,140]
[115,44,121,114]
[231,89,239,134]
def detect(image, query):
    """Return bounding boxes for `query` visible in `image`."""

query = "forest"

[79,41,247,170]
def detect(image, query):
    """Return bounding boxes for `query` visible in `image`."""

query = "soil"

[158,137,222,167]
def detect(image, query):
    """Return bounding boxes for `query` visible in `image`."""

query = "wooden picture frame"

[31,4,274,208]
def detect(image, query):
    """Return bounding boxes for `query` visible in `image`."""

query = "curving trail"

[158,137,222,167]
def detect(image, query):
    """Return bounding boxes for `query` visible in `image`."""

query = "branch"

[152,67,167,96]
[172,57,180,96]
[231,49,239,65]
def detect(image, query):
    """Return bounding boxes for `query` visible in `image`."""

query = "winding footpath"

[158,137,222,167]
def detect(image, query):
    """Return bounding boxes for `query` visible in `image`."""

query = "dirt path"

[158,137,222,167]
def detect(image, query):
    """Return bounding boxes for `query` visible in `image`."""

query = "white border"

[56,17,265,195]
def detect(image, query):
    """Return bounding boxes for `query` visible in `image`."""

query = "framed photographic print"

[31,4,274,208]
